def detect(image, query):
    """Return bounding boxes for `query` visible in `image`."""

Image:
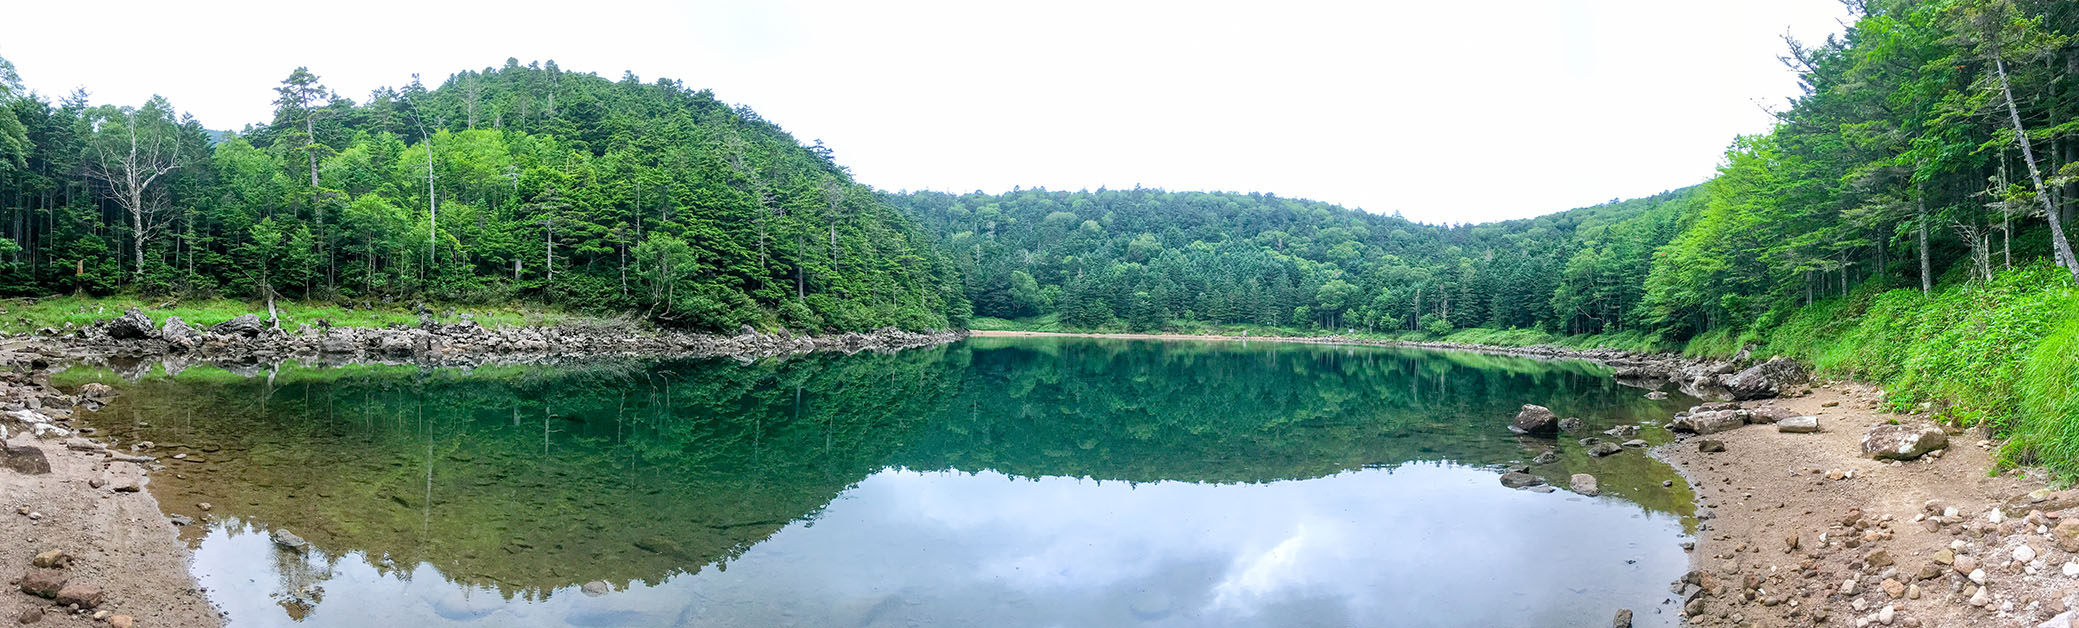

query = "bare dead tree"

[84,104,185,281]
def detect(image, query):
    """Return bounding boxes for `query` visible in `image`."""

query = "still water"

[75,337,1699,627]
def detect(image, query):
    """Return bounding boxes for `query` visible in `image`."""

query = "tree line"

[895,0,2079,342]
[0,57,963,332]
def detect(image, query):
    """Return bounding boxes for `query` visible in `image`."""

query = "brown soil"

[1658,381,2071,627]
[3,431,221,627]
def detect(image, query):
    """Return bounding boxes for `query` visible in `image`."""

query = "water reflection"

[74,337,1696,627]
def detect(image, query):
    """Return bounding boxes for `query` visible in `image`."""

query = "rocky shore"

[36,307,964,374]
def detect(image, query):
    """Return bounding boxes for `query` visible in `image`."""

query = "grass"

[0,295,596,336]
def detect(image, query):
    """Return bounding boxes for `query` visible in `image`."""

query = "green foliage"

[0,56,960,332]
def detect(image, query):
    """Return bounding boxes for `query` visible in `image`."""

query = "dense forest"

[0,57,963,332]
[897,0,2079,346]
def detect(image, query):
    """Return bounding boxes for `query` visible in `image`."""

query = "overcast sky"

[4,0,1852,224]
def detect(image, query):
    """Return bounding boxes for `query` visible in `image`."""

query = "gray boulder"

[0,444,51,475]
[1557,417,1586,432]
[1500,472,1546,489]
[1862,424,1948,460]
[1570,473,1600,496]
[1746,406,1798,424]
[1723,357,1808,400]
[1588,442,1624,457]
[1531,449,1558,465]
[105,307,155,340]
[211,314,265,337]
[1510,405,1560,436]
[160,316,199,344]
[270,528,312,554]
[1777,416,1821,433]
[1670,409,1748,435]
[1697,439,1726,453]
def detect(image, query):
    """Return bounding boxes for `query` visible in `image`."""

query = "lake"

[73,337,1700,627]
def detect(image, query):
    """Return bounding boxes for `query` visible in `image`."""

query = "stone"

[271,528,312,554]
[15,607,39,625]
[1933,549,1953,565]
[1510,405,1559,436]
[1723,357,1808,400]
[581,580,609,596]
[1613,608,1633,628]
[1621,439,1648,448]
[1588,442,1624,457]
[1570,473,1600,496]
[1531,449,1558,465]
[1881,578,1904,598]
[1747,405,1799,424]
[2065,561,2079,577]
[1499,472,1546,489]
[1861,424,1949,461]
[1878,605,1895,625]
[210,313,266,338]
[103,307,154,340]
[1776,416,1821,433]
[1972,585,1992,606]
[2016,544,2038,563]
[1558,417,1585,432]
[54,583,101,608]
[0,444,50,475]
[1671,409,1748,435]
[18,568,64,597]
[2054,519,2079,552]
[1954,554,1978,575]
[1969,567,1987,585]
[2042,611,2077,628]
[1698,439,1726,453]
[29,549,67,568]
[1866,549,1894,568]
[108,616,133,628]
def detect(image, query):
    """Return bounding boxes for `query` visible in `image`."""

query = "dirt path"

[1658,382,2074,627]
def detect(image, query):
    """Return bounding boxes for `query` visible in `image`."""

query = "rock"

[1621,439,1648,448]
[2016,544,2038,563]
[15,607,39,625]
[1527,485,1557,493]
[108,616,133,628]
[2043,611,2077,628]
[1588,442,1624,457]
[1878,605,1895,625]
[1747,405,1798,423]
[2065,561,2079,577]
[581,580,609,596]
[1972,585,1992,606]
[1881,578,1904,598]
[1776,416,1820,433]
[161,315,200,344]
[1954,554,1978,575]
[1499,472,1546,489]
[0,444,50,475]
[1723,356,1808,400]
[17,568,64,597]
[2055,519,2079,552]
[270,528,311,554]
[1698,439,1726,453]
[1558,417,1585,432]
[210,314,266,338]
[1969,567,1987,585]
[1861,424,1948,461]
[1603,425,1639,438]
[1510,405,1560,436]
[54,583,101,608]
[1867,549,1894,567]
[1613,608,1633,628]
[29,549,67,568]
[1671,409,1748,435]
[1570,473,1600,496]
[1531,449,1558,465]
[104,307,154,340]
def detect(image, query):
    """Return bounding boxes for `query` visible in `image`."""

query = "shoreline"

[7,323,2071,626]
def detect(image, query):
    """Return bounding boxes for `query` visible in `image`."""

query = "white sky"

[3,0,1853,224]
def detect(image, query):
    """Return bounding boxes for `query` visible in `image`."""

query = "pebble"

[2064,561,2079,577]
[1971,586,1992,606]
[2017,545,2039,563]
[1970,568,1987,585]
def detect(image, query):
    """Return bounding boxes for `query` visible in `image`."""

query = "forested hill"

[888,187,1697,336]
[0,57,964,332]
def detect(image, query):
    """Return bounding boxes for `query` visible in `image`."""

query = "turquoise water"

[80,337,1698,627]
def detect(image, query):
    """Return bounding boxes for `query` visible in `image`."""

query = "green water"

[76,337,1699,627]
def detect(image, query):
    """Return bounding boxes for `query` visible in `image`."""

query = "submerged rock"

[1557,417,1585,432]
[1571,473,1600,496]
[1531,449,1558,465]
[1499,472,1546,489]
[1861,424,1948,460]
[1510,405,1560,436]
